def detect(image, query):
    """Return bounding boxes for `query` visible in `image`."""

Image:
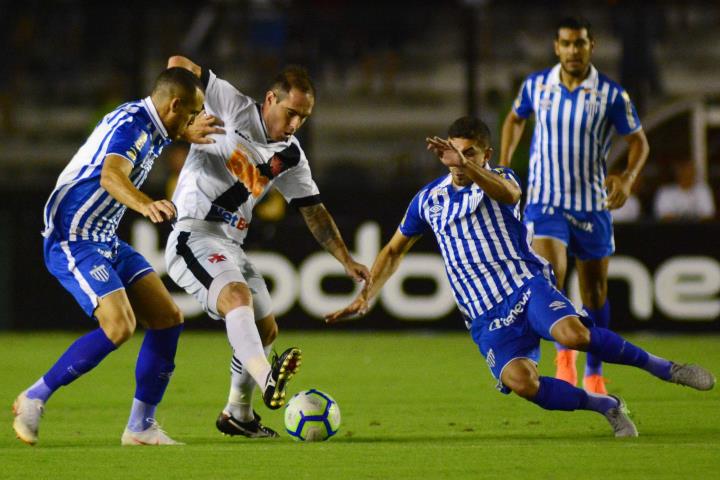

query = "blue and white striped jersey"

[42,97,171,242]
[399,167,552,319]
[514,64,642,211]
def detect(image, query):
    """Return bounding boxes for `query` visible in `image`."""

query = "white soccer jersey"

[172,70,320,244]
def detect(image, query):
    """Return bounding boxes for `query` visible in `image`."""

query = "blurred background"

[1,0,719,332]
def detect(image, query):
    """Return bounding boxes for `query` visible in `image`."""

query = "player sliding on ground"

[326,116,715,437]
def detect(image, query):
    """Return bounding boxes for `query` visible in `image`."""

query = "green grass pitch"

[2,331,719,479]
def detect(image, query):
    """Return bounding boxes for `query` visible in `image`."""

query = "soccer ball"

[284,389,341,441]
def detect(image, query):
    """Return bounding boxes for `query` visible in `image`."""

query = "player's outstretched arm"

[101,154,176,223]
[499,110,526,167]
[325,230,420,324]
[427,136,521,204]
[299,203,371,284]
[606,129,649,209]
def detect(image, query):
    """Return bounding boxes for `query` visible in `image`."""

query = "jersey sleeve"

[105,122,148,166]
[608,88,642,135]
[512,77,534,119]
[204,69,253,120]
[273,147,321,207]
[398,191,430,237]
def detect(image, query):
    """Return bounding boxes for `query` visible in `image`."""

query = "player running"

[13,67,222,446]
[165,56,370,438]
[327,116,714,437]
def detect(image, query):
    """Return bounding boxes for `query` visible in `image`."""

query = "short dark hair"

[556,16,593,40]
[271,65,315,99]
[152,67,204,99]
[448,116,491,147]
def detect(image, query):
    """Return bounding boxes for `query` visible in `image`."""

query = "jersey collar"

[548,63,598,90]
[142,97,170,141]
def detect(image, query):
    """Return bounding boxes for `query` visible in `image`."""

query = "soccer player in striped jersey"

[12,67,222,446]
[326,117,714,437]
[499,17,650,394]
[164,56,370,438]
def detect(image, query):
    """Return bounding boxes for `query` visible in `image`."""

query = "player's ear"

[169,97,182,113]
[265,90,276,105]
[484,147,494,163]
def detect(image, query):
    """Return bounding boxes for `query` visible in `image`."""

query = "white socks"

[224,307,271,398]
[226,345,273,421]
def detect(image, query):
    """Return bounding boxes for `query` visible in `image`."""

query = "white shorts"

[166,221,273,321]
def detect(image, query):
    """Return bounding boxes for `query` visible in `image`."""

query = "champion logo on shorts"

[208,253,227,263]
[549,300,566,311]
[89,264,110,283]
[486,349,496,368]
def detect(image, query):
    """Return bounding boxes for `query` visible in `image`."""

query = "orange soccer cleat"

[583,374,609,395]
[554,349,578,386]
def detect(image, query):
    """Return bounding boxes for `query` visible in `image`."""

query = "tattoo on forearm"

[302,204,346,254]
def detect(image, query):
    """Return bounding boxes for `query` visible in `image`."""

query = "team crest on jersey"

[89,264,110,283]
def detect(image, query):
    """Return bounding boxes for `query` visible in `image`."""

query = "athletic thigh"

[126,271,183,329]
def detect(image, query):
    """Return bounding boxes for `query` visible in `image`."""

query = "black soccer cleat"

[216,410,279,438]
[262,347,302,410]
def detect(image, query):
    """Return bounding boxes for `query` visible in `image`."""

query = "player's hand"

[345,259,371,284]
[324,295,370,324]
[605,173,632,210]
[426,136,465,167]
[184,111,225,144]
[142,199,177,223]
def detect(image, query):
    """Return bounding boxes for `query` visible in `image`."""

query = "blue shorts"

[523,204,614,260]
[469,275,584,394]
[44,236,153,318]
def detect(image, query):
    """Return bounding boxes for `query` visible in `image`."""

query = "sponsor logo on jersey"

[226,145,269,197]
[488,288,532,331]
[208,253,227,264]
[428,204,443,218]
[96,248,113,260]
[562,212,594,233]
[209,204,250,230]
[89,264,110,283]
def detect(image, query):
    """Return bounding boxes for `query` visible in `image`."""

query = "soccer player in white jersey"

[164,56,370,438]
[499,17,650,394]
[12,68,223,446]
[327,117,713,437]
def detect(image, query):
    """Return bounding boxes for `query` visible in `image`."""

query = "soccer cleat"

[216,410,279,438]
[263,347,302,410]
[667,363,716,391]
[554,349,578,386]
[603,395,638,438]
[121,420,185,446]
[12,392,45,446]
[583,374,608,395]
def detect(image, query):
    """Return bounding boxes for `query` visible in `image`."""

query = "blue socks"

[531,376,617,414]
[27,328,117,402]
[584,302,610,376]
[128,324,183,431]
[587,327,672,380]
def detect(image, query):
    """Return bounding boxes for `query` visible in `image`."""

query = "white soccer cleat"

[603,395,638,438]
[121,420,185,446]
[13,392,45,446]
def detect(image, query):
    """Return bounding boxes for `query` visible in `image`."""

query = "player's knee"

[163,304,184,327]
[103,315,136,345]
[558,327,591,351]
[501,362,539,399]
[217,282,252,317]
[581,284,607,309]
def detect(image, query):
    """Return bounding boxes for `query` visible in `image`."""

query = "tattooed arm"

[299,203,371,283]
